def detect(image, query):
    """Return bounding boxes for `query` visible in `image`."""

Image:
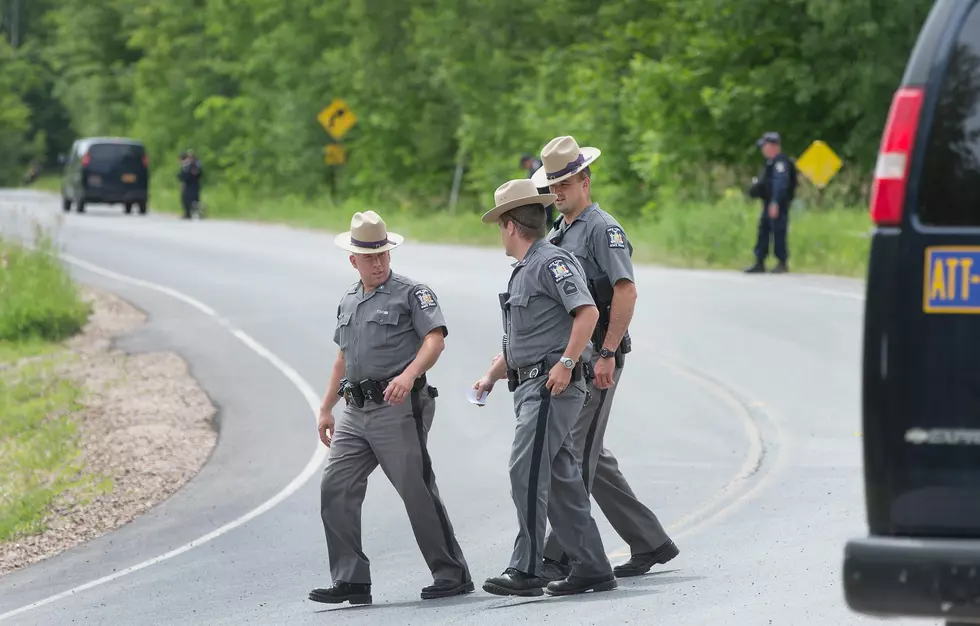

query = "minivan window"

[915,2,980,227]
[88,143,144,166]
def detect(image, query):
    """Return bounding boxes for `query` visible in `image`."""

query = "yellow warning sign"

[324,144,347,166]
[317,99,357,141]
[795,140,842,189]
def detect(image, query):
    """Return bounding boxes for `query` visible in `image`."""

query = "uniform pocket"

[507,292,531,335]
[366,309,401,346]
[336,312,353,350]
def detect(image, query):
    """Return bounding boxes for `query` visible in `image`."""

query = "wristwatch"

[598,347,615,359]
[559,356,574,369]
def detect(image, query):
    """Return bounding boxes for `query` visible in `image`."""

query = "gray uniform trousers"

[509,375,612,578]
[320,386,471,585]
[542,357,671,565]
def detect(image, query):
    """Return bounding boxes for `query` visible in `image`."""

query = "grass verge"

[26,174,873,277]
[0,235,103,543]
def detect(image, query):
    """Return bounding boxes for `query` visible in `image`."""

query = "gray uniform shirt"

[502,239,596,370]
[334,271,448,382]
[546,202,635,286]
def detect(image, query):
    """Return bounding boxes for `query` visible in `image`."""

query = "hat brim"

[530,147,601,187]
[481,193,558,224]
[333,231,404,254]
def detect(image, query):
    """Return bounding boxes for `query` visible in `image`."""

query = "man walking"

[310,210,473,605]
[532,135,679,580]
[473,179,617,597]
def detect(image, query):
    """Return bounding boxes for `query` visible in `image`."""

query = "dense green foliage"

[2,0,933,213]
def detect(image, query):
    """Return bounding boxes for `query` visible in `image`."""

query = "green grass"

[0,235,91,342]
[26,173,873,277]
[149,181,872,277]
[0,236,105,542]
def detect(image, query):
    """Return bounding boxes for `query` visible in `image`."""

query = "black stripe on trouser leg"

[526,386,551,573]
[411,389,467,581]
[559,388,607,568]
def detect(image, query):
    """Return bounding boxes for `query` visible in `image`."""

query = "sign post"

[316,99,358,201]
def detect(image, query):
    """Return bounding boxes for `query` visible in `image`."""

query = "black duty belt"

[507,359,589,392]
[340,373,431,408]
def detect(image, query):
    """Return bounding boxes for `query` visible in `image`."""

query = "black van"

[61,137,149,215]
[844,1,980,624]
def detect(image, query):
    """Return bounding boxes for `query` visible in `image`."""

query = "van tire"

[124,203,133,214]
[137,201,147,215]
[76,201,85,214]
[62,198,71,212]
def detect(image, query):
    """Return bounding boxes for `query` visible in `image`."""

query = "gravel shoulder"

[0,286,218,577]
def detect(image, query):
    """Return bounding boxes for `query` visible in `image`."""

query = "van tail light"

[142,154,149,168]
[870,87,926,226]
[81,152,90,167]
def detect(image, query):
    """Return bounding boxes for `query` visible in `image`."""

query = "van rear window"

[88,143,144,165]
[915,3,980,227]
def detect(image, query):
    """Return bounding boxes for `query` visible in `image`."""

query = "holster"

[341,373,429,408]
[588,272,632,365]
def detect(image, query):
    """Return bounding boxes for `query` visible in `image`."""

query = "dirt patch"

[0,286,218,576]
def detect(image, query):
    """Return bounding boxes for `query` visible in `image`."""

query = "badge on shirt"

[606,227,626,249]
[775,161,786,173]
[562,281,579,296]
[414,287,437,310]
[548,258,574,283]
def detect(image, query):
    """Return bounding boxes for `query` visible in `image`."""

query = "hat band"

[350,236,390,249]
[546,153,586,181]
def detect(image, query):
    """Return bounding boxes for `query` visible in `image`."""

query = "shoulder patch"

[606,226,627,249]
[561,281,579,296]
[547,257,575,283]
[414,287,437,310]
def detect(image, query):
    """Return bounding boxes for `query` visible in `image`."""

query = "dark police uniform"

[177,157,203,219]
[319,271,471,596]
[543,202,675,576]
[485,238,614,594]
[751,152,797,268]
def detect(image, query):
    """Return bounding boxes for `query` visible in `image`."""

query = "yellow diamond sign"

[317,98,357,141]
[324,144,347,166]
[795,140,843,189]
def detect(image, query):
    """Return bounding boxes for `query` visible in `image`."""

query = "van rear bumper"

[845,536,980,620]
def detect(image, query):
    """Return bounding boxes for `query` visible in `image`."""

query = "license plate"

[88,175,102,186]
[122,173,136,183]
[924,246,980,313]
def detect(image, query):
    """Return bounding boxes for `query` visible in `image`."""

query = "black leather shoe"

[545,573,618,596]
[309,581,372,605]
[482,568,547,597]
[538,558,570,582]
[743,261,766,273]
[421,578,476,600]
[613,540,680,578]
[770,262,789,274]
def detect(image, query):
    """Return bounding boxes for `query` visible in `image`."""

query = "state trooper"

[310,211,473,605]
[533,135,679,580]
[744,131,797,274]
[473,179,617,597]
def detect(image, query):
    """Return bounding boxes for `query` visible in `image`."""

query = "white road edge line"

[0,253,329,623]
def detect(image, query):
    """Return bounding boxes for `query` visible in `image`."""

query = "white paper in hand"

[466,388,489,406]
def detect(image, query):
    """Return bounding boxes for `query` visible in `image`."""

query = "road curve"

[0,191,930,625]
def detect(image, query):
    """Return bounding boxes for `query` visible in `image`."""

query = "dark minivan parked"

[61,137,149,215]
[844,1,980,624]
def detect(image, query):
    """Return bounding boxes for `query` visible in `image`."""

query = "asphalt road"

[0,190,930,625]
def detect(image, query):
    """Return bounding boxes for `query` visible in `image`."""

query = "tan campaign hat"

[530,135,601,187]
[333,210,404,254]
[481,179,558,224]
